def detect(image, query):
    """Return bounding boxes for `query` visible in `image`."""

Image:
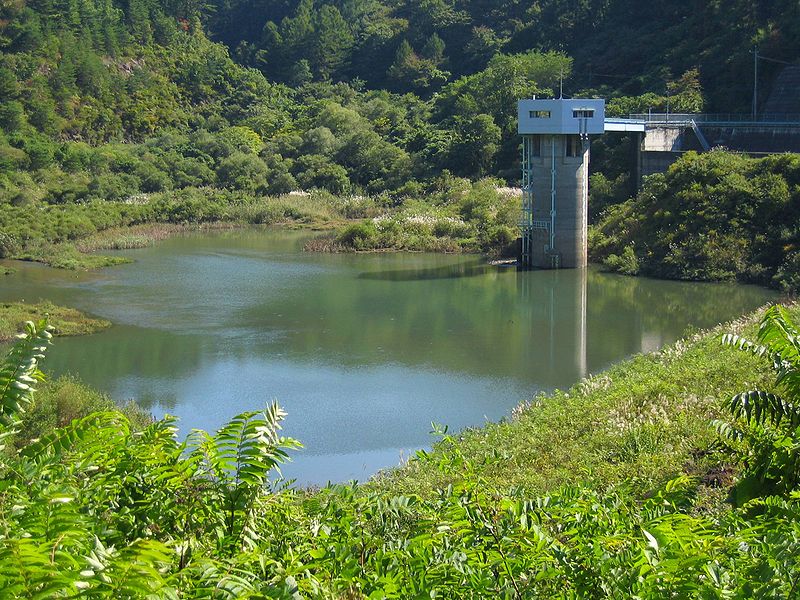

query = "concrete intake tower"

[518,98,605,269]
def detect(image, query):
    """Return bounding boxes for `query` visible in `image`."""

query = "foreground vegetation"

[0,301,110,342]
[1,304,799,597]
[591,151,800,291]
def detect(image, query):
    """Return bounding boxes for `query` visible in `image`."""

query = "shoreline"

[8,219,342,272]
[370,302,786,497]
[0,301,111,343]
[8,217,499,271]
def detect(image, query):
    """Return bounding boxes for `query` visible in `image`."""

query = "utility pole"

[751,47,758,120]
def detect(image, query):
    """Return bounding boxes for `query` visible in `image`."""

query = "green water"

[0,229,779,483]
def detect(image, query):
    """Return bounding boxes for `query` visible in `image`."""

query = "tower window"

[529,110,551,119]
[565,135,582,157]
[573,109,594,118]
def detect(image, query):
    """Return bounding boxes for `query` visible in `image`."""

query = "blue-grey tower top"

[517,98,606,135]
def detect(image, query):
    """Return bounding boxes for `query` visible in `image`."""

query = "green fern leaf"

[0,320,52,432]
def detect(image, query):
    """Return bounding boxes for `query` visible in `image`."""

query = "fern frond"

[0,537,81,598]
[0,320,52,431]
[721,332,770,357]
[728,390,800,428]
[133,414,180,449]
[190,402,301,488]
[711,419,744,443]
[756,305,800,365]
[186,559,260,598]
[19,411,130,467]
[87,538,178,598]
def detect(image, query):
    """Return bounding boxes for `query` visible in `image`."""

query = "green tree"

[0,101,24,132]
[388,39,449,91]
[310,5,354,80]
[436,51,570,131]
[294,153,350,193]
[289,59,313,86]
[447,114,501,176]
[420,33,445,65]
[216,152,269,192]
[667,68,705,113]
[219,126,264,154]
[301,126,339,157]
[387,39,416,83]
[0,67,19,101]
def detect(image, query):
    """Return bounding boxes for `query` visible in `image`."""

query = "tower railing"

[520,135,535,267]
[520,135,558,268]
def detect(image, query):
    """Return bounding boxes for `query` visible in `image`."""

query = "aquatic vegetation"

[0,301,110,342]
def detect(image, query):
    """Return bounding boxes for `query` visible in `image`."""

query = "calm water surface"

[0,229,779,483]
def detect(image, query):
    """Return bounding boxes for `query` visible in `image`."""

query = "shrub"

[591,151,800,290]
[294,153,350,194]
[219,125,263,154]
[216,152,269,193]
[14,375,152,448]
[0,145,27,174]
[604,244,640,275]
[336,221,378,250]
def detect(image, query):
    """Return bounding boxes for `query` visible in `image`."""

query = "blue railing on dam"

[629,113,800,126]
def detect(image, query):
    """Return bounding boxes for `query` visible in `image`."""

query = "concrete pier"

[525,135,589,268]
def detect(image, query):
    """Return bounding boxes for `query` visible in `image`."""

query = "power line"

[750,48,795,118]
[758,54,794,65]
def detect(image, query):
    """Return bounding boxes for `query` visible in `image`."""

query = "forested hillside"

[3,0,799,201]
[0,0,578,230]
[209,0,800,110]
[2,0,800,279]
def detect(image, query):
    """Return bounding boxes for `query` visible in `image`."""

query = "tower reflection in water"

[516,267,587,387]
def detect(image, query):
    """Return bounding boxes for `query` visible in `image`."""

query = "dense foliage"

[0,0,571,202]
[210,0,800,113]
[0,0,573,268]
[3,0,800,281]
[591,151,800,290]
[0,313,798,597]
[719,305,800,506]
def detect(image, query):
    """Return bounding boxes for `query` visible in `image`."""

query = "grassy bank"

[373,303,785,498]
[307,182,520,256]
[10,375,153,450]
[2,180,519,270]
[0,301,111,342]
[0,187,368,270]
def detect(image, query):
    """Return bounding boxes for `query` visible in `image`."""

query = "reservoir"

[0,229,778,484]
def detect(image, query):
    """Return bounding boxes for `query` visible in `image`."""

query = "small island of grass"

[0,301,111,342]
